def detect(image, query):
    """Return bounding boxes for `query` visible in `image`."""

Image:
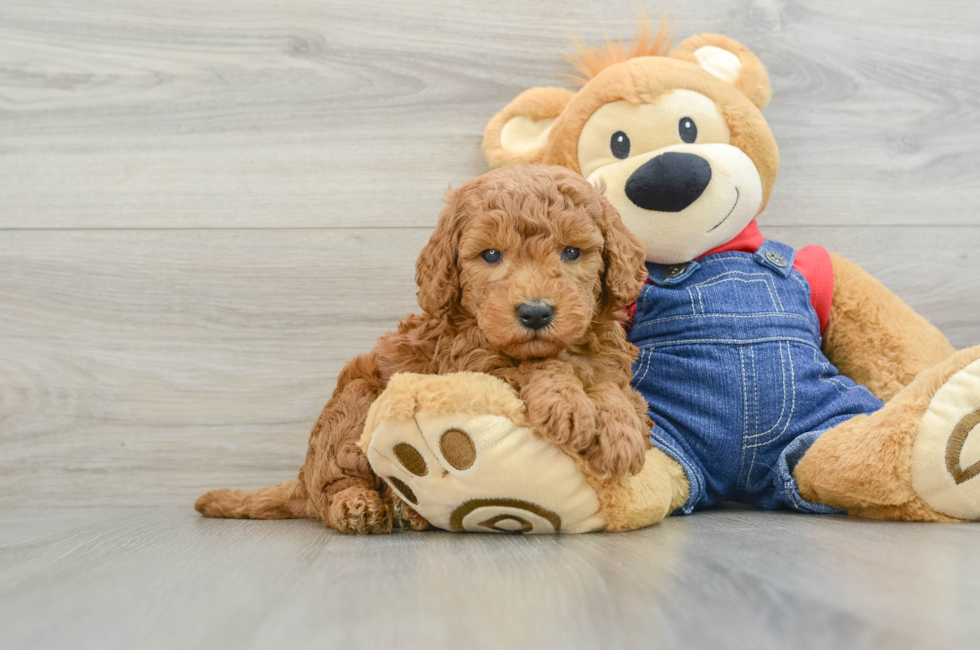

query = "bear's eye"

[560,247,581,262]
[480,249,502,264]
[679,117,697,144]
[610,131,630,159]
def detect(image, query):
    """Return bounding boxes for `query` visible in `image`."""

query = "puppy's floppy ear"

[669,34,772,110]
[416,186,470,317]
[483,87,574,168]
[595,192,648,313]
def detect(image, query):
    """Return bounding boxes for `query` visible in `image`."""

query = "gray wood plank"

[0,0,978,228]
[1,226,976,507]
[1,507,979,650]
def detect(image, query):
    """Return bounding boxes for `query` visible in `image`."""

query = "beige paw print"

[362,373,605,534]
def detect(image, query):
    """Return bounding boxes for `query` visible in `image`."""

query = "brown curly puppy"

[196,165,652,534]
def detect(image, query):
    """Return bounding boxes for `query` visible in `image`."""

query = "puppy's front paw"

[583,424,649,480]
[523,376,598,454]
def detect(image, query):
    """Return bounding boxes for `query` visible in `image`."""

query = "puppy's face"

[416,166,647,361]
[457,204,604,359]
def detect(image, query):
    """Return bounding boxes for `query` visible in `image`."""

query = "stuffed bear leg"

[361,372,688,533]
[795,345,980,522]
[823,253,957,402]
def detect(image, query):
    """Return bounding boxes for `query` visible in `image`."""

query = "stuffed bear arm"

[822,253,956,402]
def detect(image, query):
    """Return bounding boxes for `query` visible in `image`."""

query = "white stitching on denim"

[745,342,789,437]
[791,272,821,336]
[743,342,785,486]
[764,265,786,311]
[633,348,654,386]
[773,279,785,311]
[752,349,760,442]
[812,347,858,394]
[699,254,752,265]
[692,271,782,313]
[638,336,820,349]
[692,269,773,284]
[791,272,811,299]
[639,281,652,314]
[743,343,797,486]
[753,244,791,309]
[746,342,798,450]
[629,312,816,333]
[742,343,789,488]
[737,347,751,485]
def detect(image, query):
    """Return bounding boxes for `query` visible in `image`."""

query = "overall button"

[765,250,788,268]
[664,264,687,278]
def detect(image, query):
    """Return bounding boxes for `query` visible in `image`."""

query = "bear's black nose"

[624,152,712,212]
[517,302,554,331]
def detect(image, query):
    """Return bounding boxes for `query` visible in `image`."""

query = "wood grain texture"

[1,2,980,645]
[0,0,979,228]
[2,508,980,650]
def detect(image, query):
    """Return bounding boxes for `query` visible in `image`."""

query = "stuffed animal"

[363,371,686,533]
[363,16,980,528]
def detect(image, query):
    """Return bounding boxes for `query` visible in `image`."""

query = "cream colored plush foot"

[361,372,606,533]
[912,352,980,520]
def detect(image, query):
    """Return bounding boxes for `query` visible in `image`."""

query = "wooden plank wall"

[2,0,978,507]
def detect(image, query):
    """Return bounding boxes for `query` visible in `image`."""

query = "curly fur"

[196,165,651,534]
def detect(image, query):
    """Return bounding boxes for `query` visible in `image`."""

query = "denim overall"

[628,240,884,514]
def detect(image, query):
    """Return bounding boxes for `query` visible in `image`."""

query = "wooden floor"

[2,1,980,648]
[3,507,980,650]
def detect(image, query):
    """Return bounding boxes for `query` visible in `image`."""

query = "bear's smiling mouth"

[708,187,740,233]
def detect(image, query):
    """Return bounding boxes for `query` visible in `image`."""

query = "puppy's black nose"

[517,302,554,331]
[624,152,712,212]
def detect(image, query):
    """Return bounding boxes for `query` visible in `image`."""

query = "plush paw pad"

[363,373,605,534]
[912,357,980,519]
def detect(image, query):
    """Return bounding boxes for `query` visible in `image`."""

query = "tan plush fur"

[483,88,574,168]
[795,347,980,522]
[823,253,956,403]
[196,165,657,534]
[360,371,531,454]
[668,33,773,110]
[586,447,690,532]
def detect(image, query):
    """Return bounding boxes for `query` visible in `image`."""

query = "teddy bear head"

[483,21,779,264]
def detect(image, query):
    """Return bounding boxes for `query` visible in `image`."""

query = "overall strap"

[753,240,797,278]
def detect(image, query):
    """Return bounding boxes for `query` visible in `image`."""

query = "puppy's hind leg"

[301,353,395,534]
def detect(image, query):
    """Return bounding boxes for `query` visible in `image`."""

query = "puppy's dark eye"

[679,117,697,143]
[561,247,581,262]
[480,249,502,264]
[610,131,630,159]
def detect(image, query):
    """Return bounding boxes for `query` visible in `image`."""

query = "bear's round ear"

[669,34,772,110]
[483,87,575,168]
